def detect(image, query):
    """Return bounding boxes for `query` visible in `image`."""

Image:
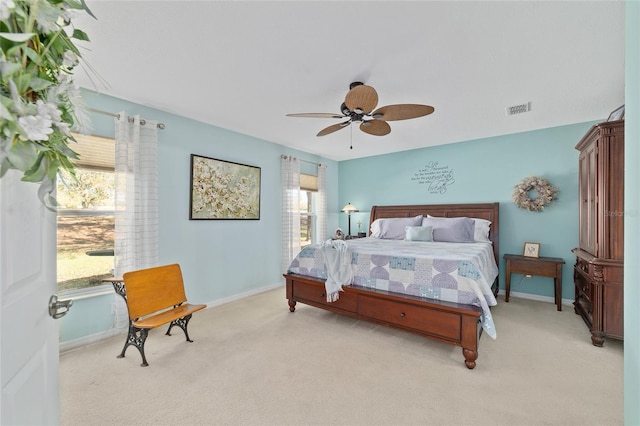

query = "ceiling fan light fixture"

[287,82,434,140]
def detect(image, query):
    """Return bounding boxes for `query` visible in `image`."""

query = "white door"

[1,170,60,425]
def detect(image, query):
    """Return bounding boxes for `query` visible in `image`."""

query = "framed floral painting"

[190,154,261,220]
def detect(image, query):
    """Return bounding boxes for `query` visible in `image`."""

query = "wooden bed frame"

[284,202,499,369]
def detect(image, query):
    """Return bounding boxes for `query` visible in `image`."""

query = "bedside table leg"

[505,265,511,303]
[555,265,562,311]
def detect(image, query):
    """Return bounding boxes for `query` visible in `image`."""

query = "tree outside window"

[56,133,115,293]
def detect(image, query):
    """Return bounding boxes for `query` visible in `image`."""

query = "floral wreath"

[513,176,559,212]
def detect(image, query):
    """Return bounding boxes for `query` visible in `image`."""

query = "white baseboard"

[496,289,573,307]
[59,327,125,354]
[203,282,284,309]
[59,282,285,354]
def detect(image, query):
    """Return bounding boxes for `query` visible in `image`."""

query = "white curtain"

[317,163,328,241]
[113,112,159,330]
[281,155,300,274]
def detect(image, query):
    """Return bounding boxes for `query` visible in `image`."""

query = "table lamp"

[341,203,359,237]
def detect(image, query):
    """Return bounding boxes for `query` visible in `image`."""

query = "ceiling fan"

[286,82,435,137]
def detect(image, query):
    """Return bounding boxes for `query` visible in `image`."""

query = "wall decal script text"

[411,161,456,194]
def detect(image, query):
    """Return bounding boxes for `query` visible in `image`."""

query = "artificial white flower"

[36,100,62,123]
[62,50,78,68]
[0,0,14,20]
[18,115,54,141]
[33,0,62,34]
[60,7,78,24]
[56,121,71,136]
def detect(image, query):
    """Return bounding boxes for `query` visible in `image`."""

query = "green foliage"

[57,168,114,209]
[0,0,96,199]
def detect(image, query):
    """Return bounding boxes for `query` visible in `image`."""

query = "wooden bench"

[118,264,206,367]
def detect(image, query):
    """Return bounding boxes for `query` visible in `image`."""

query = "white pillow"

[427,215,492,243]
[405,226,433,242]
[472,218,492,243]
[370,219,382,237]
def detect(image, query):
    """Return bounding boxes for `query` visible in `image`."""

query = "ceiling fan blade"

[317,121,351,137]
[360,119,391,136]
[372,104,435,121]
[286,113,345,119]
[345,85,378,113]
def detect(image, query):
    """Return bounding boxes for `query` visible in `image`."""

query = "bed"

[284,202,500,369]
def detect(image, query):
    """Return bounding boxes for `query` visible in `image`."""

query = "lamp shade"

[341,203,359,213]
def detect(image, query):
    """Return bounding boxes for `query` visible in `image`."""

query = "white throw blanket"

[320,239,353,302]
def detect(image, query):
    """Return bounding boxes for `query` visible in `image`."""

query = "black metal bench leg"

[117,325,151,367]
[165,314,194,342]
[117,324,134,358]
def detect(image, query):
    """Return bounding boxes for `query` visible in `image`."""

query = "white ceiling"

[72,1,625,161]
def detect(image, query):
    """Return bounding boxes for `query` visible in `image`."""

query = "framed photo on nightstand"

[523,242,540,258]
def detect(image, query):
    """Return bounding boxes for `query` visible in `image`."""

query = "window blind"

[70,132,115,171]
[300,173,318,192]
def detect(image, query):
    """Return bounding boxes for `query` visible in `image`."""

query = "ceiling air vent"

[506,102,531,116]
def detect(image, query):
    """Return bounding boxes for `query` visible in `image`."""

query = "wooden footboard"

[285,273,483,369]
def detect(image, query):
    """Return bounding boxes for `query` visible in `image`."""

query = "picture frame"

[190,154,261,220]
[607,105,625,122]
[523,242,540,258]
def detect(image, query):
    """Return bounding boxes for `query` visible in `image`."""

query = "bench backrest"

[123,264,188,319]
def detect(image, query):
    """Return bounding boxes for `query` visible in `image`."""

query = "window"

[300,173,318,247]
[56,133,115,293]
[299,190,314,247]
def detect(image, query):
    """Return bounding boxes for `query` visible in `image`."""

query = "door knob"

[49,295,73,319]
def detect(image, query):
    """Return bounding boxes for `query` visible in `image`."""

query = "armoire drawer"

[574,257,592,276]
[573,266,592,304]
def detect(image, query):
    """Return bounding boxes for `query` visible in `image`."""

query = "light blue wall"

[58,91,339,343]
[624,2,639,424]
[56,8,639,422]
[338,122,598,300]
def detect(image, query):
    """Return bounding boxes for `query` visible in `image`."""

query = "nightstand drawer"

[508,258,558,276]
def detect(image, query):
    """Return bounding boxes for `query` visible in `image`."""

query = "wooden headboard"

[369,203,500,264]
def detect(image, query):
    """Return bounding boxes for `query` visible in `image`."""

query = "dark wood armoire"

[572,119,624,346]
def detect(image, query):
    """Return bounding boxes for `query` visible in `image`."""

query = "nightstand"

[503,254,565,311]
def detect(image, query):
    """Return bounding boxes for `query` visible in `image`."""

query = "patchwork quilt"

[287,238,499,338]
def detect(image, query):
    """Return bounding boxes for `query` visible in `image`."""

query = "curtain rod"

[281,154,324,167]
[86,107,166,129]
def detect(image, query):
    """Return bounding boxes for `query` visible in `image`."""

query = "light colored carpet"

[60,287,623,426]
